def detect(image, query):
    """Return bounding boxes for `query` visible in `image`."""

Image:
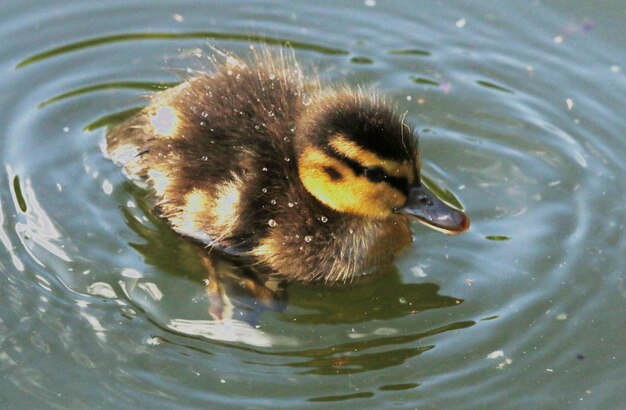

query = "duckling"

[105,48,469,283]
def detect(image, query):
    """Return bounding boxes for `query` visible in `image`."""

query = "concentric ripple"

[0,0,624,408]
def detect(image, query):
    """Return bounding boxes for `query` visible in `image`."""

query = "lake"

[0,0,624,408]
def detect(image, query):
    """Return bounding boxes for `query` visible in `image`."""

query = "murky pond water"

[1,0,624,408]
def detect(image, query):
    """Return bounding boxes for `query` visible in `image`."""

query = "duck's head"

[295,91,469,234]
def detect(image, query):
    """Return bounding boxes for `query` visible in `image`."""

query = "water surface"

[0,0,625,408]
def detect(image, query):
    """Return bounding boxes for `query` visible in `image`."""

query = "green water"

[1,0,625,408]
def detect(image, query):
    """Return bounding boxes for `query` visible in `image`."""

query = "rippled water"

[1,0,625,408]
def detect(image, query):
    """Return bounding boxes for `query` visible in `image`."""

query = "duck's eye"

[323,166,343,181]
[415,193,432,206]
[364,167,386,183]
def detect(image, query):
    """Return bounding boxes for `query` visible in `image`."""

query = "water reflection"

[39,81,179,108]
[0,185,25,273]
[17,31,349,68]
[117,185,286,346]
[86,107,144,132]
[309,392,374,403]
[284,274,463,324]
[272,319,474,376]
[6,165,71,267]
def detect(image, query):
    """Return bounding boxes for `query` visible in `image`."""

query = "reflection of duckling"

[106,48,469,283]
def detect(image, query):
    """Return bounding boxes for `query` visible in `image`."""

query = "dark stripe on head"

[318,98,417,161]
[323,166,343,180]
[326,148,409,194]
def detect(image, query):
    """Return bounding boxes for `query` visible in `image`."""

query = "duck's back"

[106,53,312,251]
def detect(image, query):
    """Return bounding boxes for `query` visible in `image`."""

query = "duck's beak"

[399,185,470,234]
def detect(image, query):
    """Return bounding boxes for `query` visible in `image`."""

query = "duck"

[105,47,469,283]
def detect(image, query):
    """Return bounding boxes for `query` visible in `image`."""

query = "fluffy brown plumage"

[105,48,468,282]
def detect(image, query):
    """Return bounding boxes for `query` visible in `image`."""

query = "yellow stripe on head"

[298,145,408,218]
